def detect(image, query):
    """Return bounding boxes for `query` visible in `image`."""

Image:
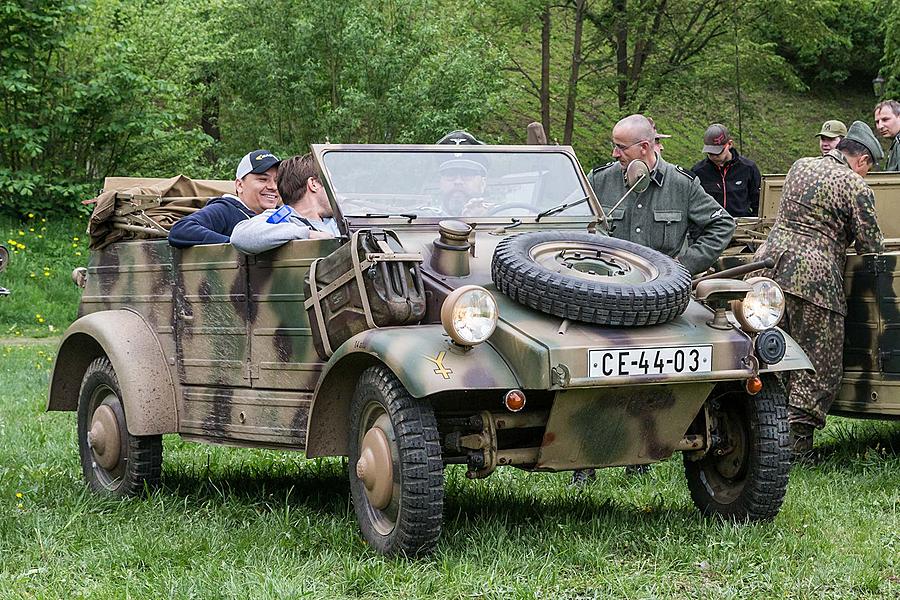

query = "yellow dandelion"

[46,356,52,362]
[37,317,44,323]
[73,237,79,242]
[43,272,50,277]
[29,273,35,278]
[17,503,23,510]
[35,314,41,318]
[37,235,42,239]
[16,243,25,250]
[28,228,34,232]
[41,218,46,223]
[75,251,82,256]
[18,230,24,236]
[27,213,34,218]
[15,492,22,499]
[6,239,15,245]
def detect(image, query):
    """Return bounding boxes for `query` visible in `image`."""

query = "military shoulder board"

[675,165,696,180]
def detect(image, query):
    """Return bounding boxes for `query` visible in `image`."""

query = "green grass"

[0,215,86,338]
[1,342,898,598]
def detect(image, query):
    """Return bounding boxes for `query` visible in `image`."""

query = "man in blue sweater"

[168,149,281,247]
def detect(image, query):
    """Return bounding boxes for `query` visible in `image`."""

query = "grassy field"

[1,342,897,599]
[0,216,86,338]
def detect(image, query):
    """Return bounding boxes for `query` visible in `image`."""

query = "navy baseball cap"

[235,150,281,179]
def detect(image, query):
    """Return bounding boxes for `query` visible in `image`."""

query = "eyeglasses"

[611,140,644,151]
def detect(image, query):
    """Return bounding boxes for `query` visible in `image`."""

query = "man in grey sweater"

[231,153,340,254]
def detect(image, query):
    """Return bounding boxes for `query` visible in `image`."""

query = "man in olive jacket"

[587,114,735,275]
[753,121,884,459]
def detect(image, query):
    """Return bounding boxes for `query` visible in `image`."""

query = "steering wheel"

[485,202,542,216]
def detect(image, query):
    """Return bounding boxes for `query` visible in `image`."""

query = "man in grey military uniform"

[587,114,735,275]
[572,115,735,487]
[874,99,900,171]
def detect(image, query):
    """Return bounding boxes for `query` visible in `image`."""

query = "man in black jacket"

[168,149,281,247]
[691,124,761,217]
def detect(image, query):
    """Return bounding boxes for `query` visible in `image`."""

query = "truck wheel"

[491,231,691,326]
[349,365,443,556]
[684,375,790,521]
[77,357,162,496]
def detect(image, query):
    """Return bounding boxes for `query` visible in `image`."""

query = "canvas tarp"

[85,175,234,249]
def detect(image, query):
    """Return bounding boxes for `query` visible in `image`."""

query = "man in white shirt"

[231,153,340,254]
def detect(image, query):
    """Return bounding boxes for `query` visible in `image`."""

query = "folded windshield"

[320,149,592,219]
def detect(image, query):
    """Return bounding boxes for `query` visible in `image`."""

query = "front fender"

[48,310,177,435]
[305,325,520,457]
[759,326,814,374]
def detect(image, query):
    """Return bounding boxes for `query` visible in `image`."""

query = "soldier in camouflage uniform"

[588,114,735,276]
[753,121,884,459]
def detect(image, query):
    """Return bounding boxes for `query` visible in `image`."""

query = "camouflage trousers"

[780,294,844,429]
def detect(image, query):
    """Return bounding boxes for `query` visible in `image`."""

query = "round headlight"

[440,285,498,346]
[733,277,785,333]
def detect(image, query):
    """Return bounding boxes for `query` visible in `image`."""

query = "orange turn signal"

[746,376,763,395]
[504,389,526,412]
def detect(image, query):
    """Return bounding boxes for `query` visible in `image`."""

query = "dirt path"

[0,336,60,346]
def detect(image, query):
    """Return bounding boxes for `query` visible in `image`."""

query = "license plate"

[588,345,713,377]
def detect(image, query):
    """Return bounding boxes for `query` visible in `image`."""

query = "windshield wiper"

[535,196,589,222]
[357,213,418,223]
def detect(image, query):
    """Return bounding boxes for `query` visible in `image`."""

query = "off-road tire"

[491,231,691,326]
[349,365,444,556]
[77,357,162,496]
[684,375,790,521]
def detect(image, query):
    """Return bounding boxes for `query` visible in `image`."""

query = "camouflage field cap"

[702,124,731,153]
[816,120,847,139]
[845,120,884,162]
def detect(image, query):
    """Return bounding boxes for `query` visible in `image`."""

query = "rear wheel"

[77,357,162,496]
[349,365,444,556]
[684,375,790,521]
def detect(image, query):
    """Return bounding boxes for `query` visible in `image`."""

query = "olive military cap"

[816,120,847,139]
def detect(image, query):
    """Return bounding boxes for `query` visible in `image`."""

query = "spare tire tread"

[491,232,691,327]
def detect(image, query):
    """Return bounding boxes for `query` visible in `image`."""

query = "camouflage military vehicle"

[725,174,900,419]
[50,144,812,557]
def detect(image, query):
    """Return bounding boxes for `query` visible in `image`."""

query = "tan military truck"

[51,144,812,556]
[724,173,900,419]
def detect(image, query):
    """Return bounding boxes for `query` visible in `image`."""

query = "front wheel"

[684,375,790,521]
[349,366,444,556]
[77,357,162,496]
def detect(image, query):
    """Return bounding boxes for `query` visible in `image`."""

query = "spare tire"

[491,231,691,326]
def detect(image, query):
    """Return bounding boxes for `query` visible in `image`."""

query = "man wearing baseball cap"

[752,121,883,463]
[168,149,281,248]
[816,119,847,155]
[691,123,761,217]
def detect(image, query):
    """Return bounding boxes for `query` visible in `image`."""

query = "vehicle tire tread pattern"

[491,232,691,326]
[350,365,443,556]
[78,357,162,497]
[685,374,791,521]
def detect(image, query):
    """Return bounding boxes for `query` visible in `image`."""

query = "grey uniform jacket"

[587,157,735,275]
[885,135,900,172]
[230,207,340,255]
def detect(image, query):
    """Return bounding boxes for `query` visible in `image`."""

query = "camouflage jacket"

[588,156,735,275]
[753,150,883,315]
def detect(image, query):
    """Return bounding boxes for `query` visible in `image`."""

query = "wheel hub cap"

[89,403,121,471]
[357,424,393,510]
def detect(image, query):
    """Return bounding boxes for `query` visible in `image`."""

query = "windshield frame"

[310,143,602,229]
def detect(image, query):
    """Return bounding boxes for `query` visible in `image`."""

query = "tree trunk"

[613,0,628,109]
[563,0,585,145]
[540,3,552,140]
